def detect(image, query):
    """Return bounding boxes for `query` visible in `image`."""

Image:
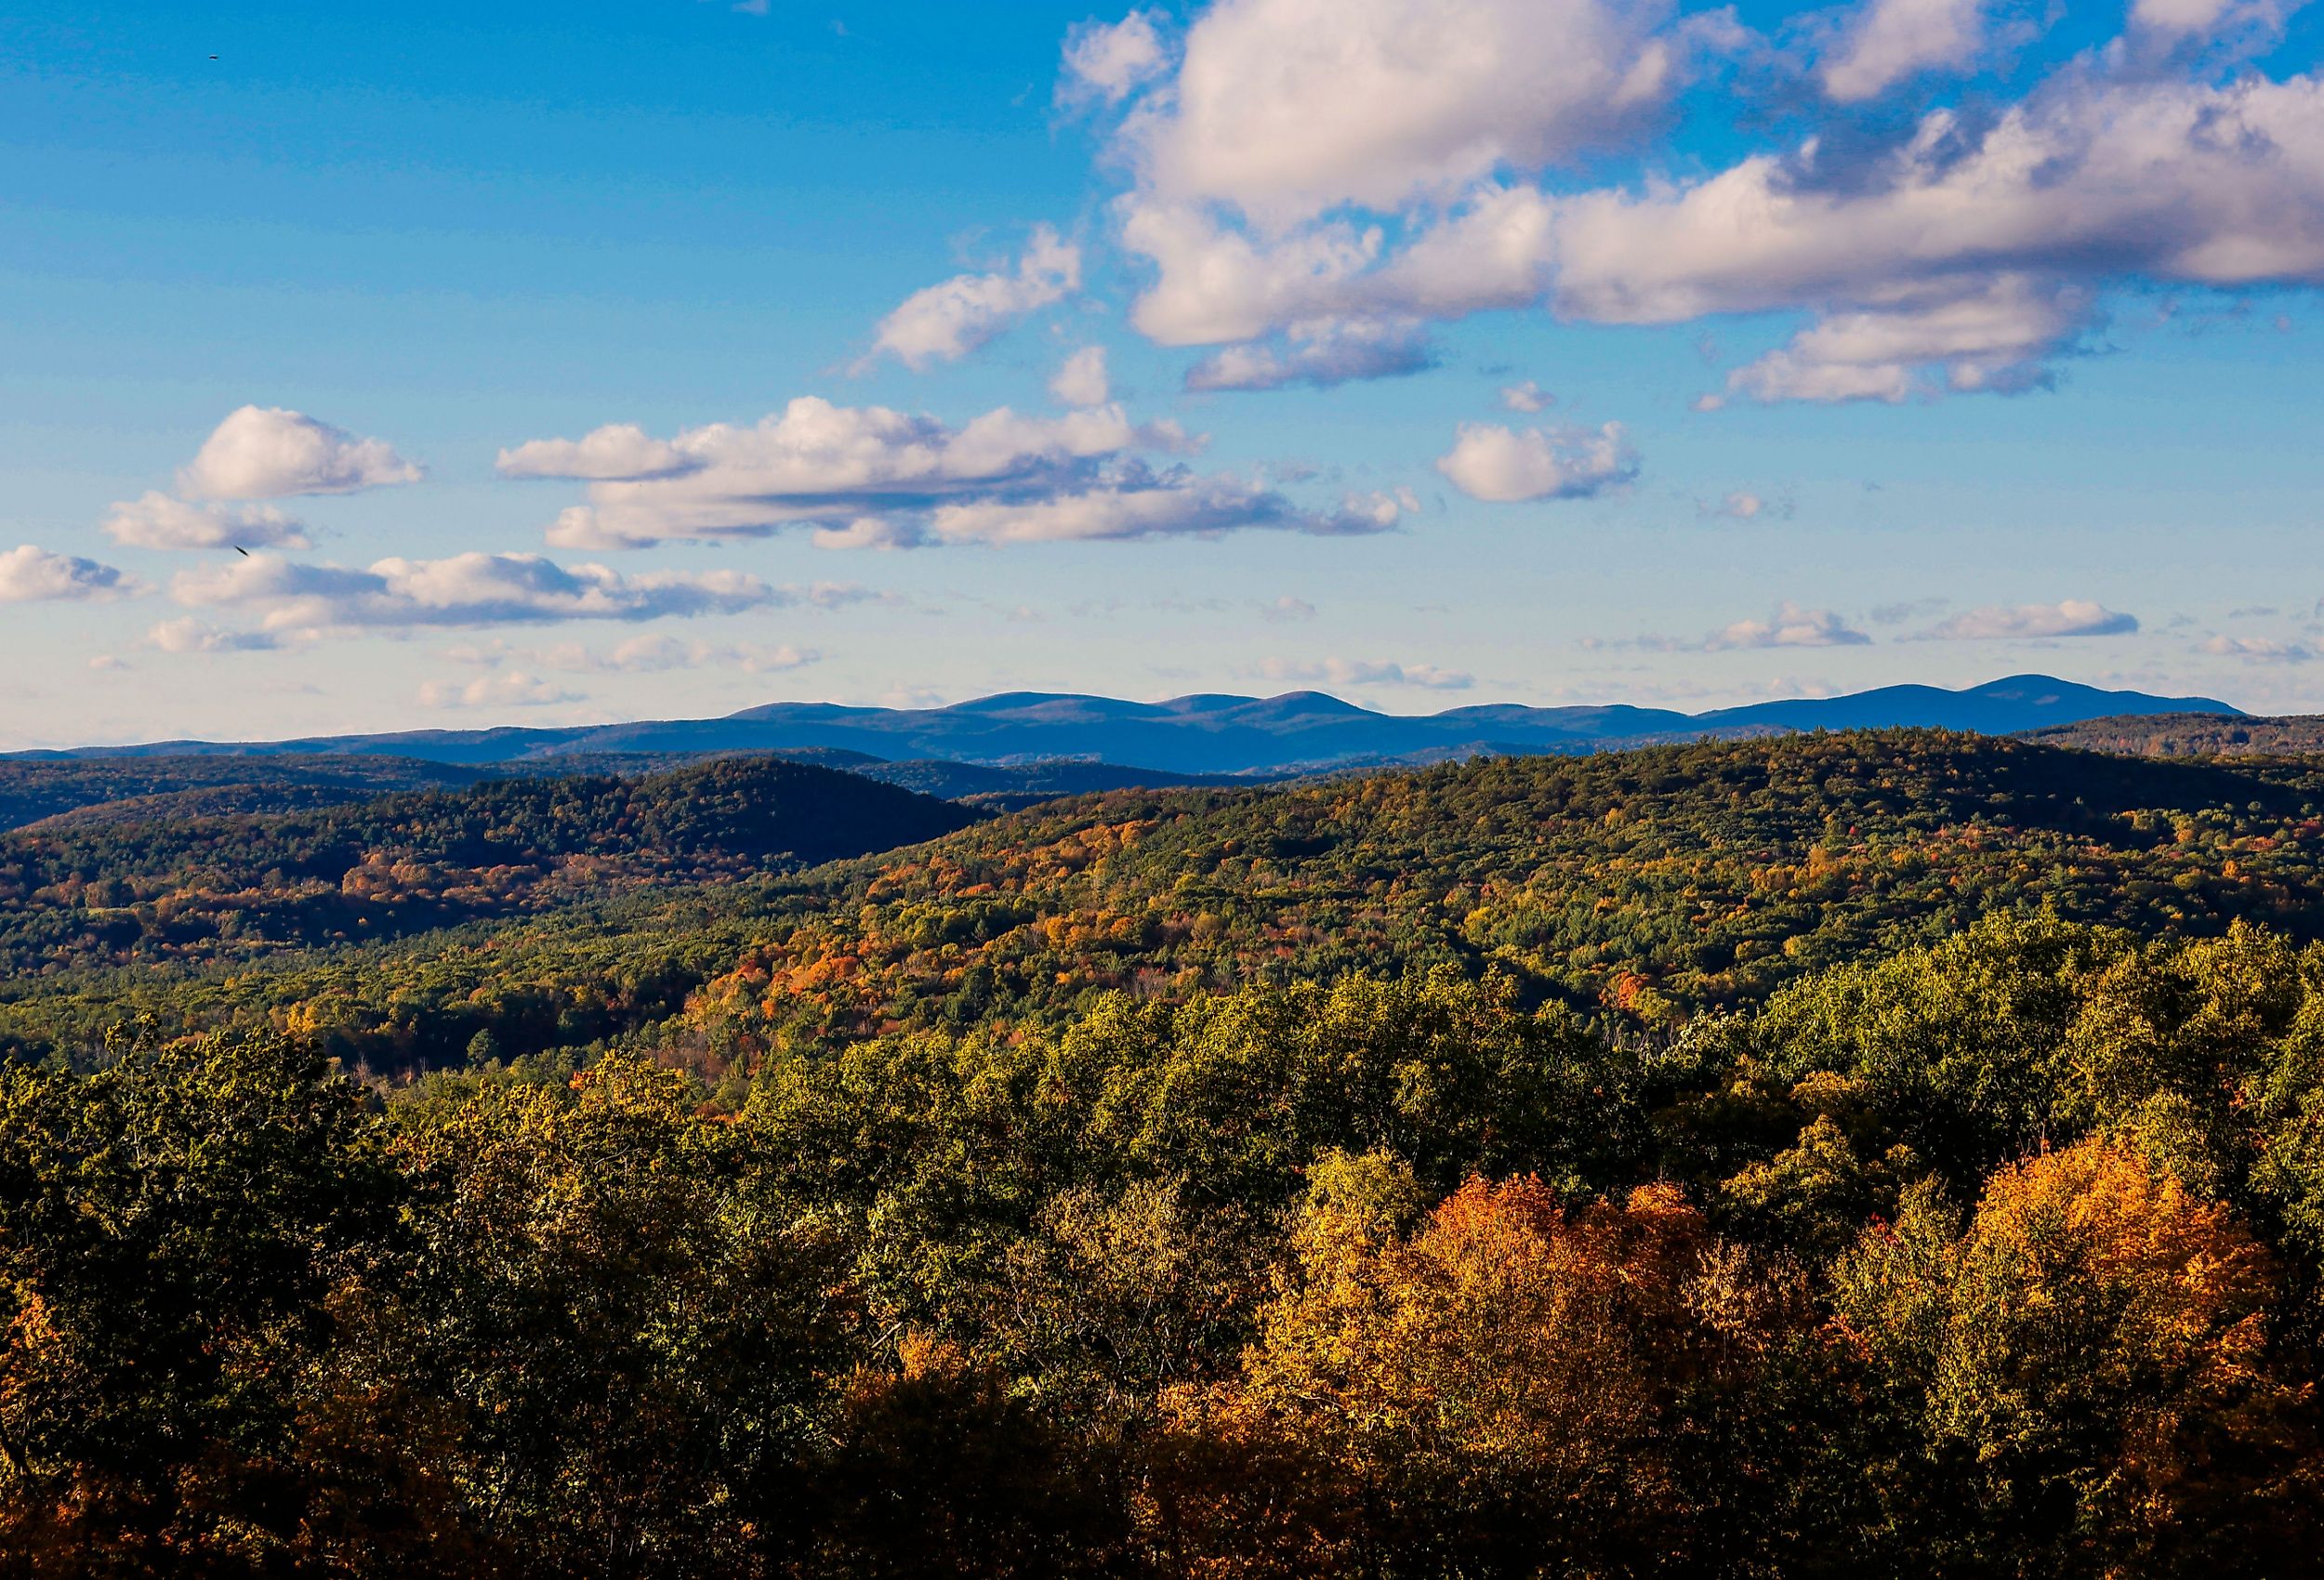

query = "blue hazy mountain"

[5,675,2240,777]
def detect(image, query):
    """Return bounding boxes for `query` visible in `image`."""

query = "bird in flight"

[234,546,249,557]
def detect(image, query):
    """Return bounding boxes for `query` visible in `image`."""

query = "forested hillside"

[8,729,2324,1574]
[682,731,2324,1056]
[2027,711,2324,757]
[0,757,975,977]
[7,729,2323,1070]
[0,754,493,832]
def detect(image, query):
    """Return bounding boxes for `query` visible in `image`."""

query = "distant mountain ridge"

[4,674,2240,778]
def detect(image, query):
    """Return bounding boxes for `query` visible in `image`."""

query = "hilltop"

[4,673,2238,777]
[7,727,2319,1070]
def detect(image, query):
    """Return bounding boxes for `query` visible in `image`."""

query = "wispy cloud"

[1907,600,2138,640]
[508,396,1401,550]
[1258,656,1474,690]
[418,671,585,710]
[2202,633,2315,664]
[863,227,1080,369]
[1185,319,1437,392]
[171,552,778,635]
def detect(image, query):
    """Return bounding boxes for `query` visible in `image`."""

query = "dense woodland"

[0,757,974,979]
[2027,711,2324,758]
[8,729,2324,1575]
[0,757,492,834]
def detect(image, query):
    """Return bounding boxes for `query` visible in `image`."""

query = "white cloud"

[1050,346,1113,407]
[1060,10,1171,104]
[1909,599,2139,639]
[1723,276,2093,405]
[2202,633,2315,662]
[496,424,691,481]
[508,394,1383,550]
[523,397,1162,546]
[1709,491,1764,519]
[1126,0,1682,228]
[418,671,585,710]
[1184,318,1436,391]
[1261,595,1317,622]
[1820,0,1993,103]
[0,545,140,604]
[101,491,310,552]
[171,551,777,634]
[920,476,1404,546]
[144,617,284,654]
[2127,0,2298,54]
[1105,55,2324,402]
[1499,380,1555,413]
[866,227,1082,368]
[793,580,895,609]
[1260,656,1474,690]
[1705,602,1870,649]
[1118,200,1386,346]
[1435,420,1638,502]
[532,634,821,674]
[178,405,422,499]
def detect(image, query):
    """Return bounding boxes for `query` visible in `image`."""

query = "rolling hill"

[0,755,975,973]
[2022,711,2324,757]
[2,674,2238,776]
[7,726,2318,1072]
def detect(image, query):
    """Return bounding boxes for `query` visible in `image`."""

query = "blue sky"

[2,0,2321,746]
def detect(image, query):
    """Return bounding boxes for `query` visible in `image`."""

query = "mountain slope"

[4,674,2240,775]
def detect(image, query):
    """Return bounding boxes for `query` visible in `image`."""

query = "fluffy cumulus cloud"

[1819,0,1995,103]
[496,424,692,481]
[1909,599,2139,639]
[1050,346,1113,407]
[1499,380,1555,413]
[178,406,423,499]
[101,492,310,552]
[1259,656,1474,690]
[1705,602,1871,650]
[171,551,776,635]
[507,395,1398,549]
[1123,0,1682,228]
[1061,10,1172,104]
[865,227,1082,369]
[0,546,140,604]
[1435,420,1637,502]
[1184,318,1437,391]
[1070,0,2324,402]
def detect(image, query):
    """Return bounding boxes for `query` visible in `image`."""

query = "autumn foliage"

[7,735,2324,1573]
